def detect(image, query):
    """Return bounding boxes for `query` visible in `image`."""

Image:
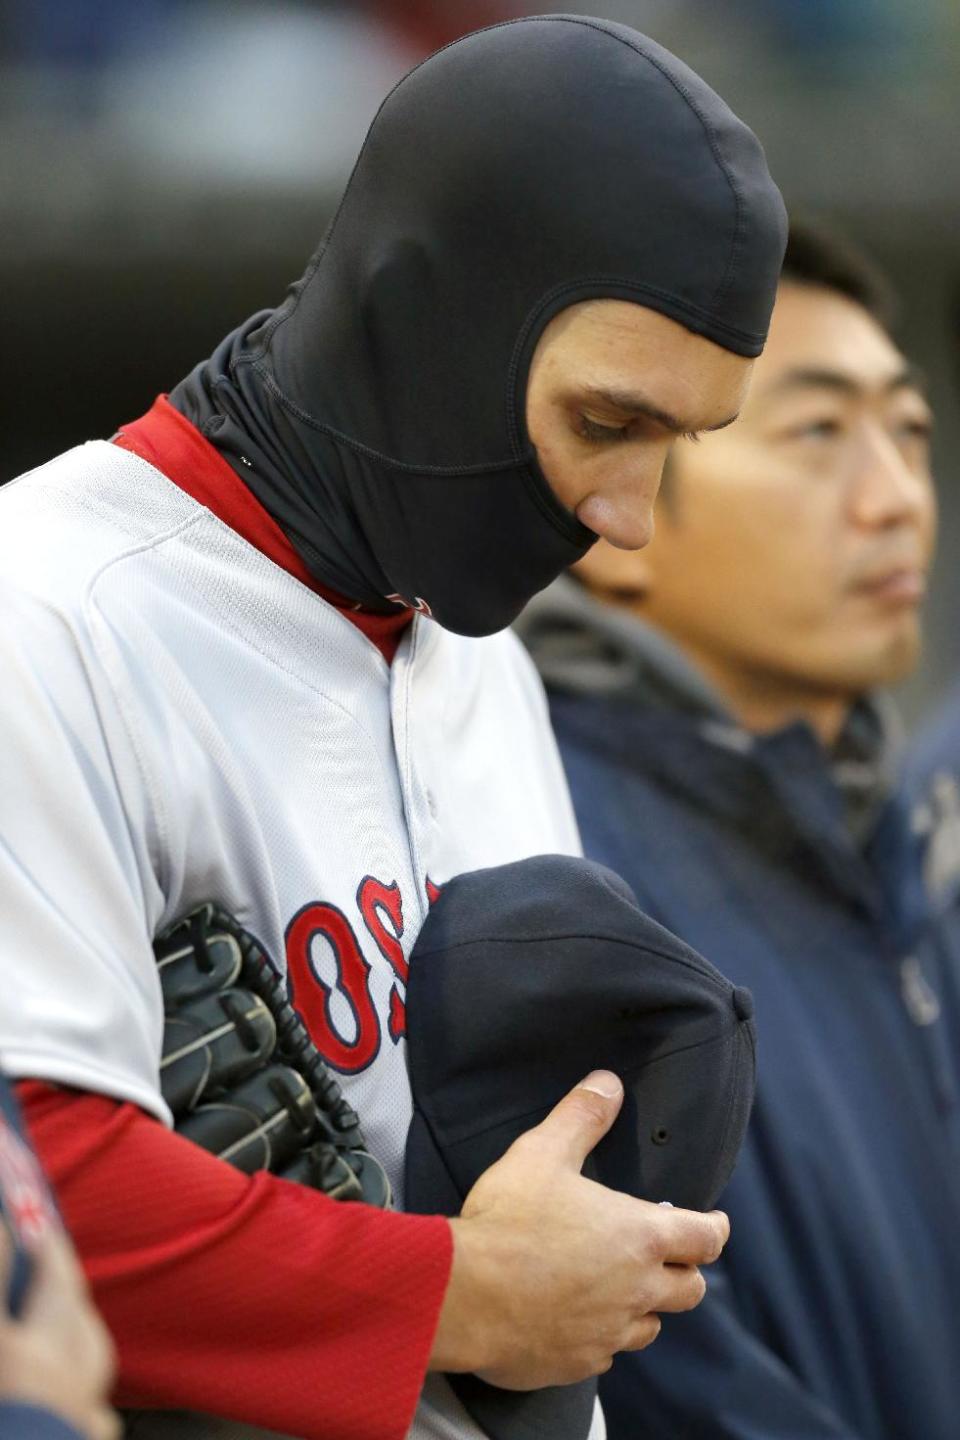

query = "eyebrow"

[762,361,928,400]
[578,385,741,435]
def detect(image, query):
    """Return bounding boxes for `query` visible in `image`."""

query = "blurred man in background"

[519,221,960,1440]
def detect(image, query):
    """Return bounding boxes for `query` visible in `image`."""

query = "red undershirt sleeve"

[17,1080,453,1440]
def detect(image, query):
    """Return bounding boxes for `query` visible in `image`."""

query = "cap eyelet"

[651,1126,671,1146]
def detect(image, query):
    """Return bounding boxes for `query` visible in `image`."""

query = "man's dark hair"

[781,217,898,331]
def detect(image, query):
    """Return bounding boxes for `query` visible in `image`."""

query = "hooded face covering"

[172,14,787,637]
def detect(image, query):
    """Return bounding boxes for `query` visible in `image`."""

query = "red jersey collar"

[114,396,413,665]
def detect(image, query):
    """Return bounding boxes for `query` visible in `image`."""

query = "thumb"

[527,1071,624,1172]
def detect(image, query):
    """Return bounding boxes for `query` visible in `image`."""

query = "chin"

[846,622,923,690]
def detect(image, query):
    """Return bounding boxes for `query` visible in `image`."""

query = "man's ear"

[572,540,655,606]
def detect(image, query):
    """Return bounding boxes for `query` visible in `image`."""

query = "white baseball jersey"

[0,440,604,1440]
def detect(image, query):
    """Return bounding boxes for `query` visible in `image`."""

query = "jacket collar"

[519,577,918,927]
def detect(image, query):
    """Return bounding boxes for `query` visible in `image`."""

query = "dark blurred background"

[1,0,957,722]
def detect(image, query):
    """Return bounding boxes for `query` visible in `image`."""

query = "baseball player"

[0,17,785,1440]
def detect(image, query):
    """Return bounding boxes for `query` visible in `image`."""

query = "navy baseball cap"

[403,854,756,1440]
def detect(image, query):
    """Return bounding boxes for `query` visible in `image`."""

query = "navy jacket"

[548,691,960,1440]
[904,680,960,819]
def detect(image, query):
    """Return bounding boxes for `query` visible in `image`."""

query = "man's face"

[574,281,936,697]
[526,299,754,550]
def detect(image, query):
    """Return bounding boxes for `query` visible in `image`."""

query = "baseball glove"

[155,903,391,1208]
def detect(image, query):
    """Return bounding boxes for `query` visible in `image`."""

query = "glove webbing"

[156,903,391,1207]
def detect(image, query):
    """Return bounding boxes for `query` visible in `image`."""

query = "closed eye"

[577,416,630,443]
[787,418,844,440]
[577,416,702,445]
[898,417,933,439]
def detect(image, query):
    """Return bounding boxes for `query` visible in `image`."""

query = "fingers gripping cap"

[403,854,757,1440]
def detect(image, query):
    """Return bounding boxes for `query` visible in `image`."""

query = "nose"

[575,461,665,551]
[847,424,930,530]
[577,493,654,550]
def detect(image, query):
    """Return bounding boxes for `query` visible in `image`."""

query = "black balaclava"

[171,14,787,637]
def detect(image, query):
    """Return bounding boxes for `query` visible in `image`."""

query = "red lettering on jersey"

[358,877,408,1043]
[285,902,381,1073]
[425,877,443,907]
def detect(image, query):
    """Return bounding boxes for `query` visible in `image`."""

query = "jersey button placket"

[389,618,431,933]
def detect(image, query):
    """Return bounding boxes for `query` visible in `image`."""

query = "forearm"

[18,1081,451,1440]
